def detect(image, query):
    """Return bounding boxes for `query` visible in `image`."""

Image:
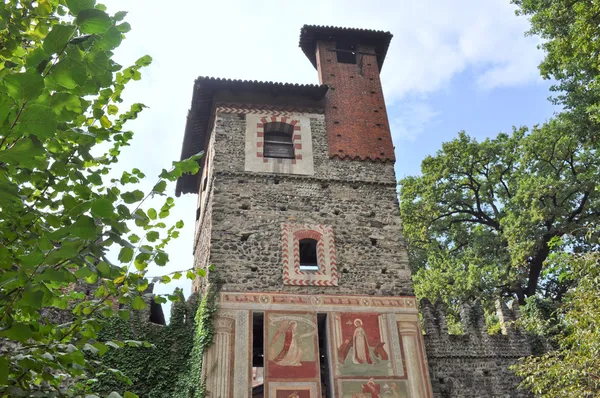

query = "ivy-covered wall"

[93,285,219,398]
[94,293,199,398]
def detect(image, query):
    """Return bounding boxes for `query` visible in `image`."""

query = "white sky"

[99,0,547,319]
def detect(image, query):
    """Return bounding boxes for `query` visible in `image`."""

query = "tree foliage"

[0,1,201,396]
[400,117,599,310]
[512,240,600,397]
[514,0,600,124]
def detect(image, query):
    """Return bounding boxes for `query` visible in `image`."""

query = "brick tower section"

[315,40,395,161]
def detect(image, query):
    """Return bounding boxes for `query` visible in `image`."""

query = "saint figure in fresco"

[352,319,374,365]
[270,320,314,366]
[361,378,381,398]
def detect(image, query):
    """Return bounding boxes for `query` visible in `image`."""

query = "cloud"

[389,101,439,142]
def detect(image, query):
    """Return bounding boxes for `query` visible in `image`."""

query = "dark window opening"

[336,41,357,64]
[149,299,166,325]
[252,312,264,397]
[263,122,295,159]
[318,313,332,397]
[195,207,201,221]
[299,238,319,271]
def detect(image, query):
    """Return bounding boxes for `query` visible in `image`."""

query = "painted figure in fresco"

[338,316,389,365]
[361,378,381,398]
[352,319,374,364]
[287,392,300,398]
[270,320,315,366]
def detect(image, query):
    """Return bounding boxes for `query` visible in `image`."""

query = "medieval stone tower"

[176,25,434,398]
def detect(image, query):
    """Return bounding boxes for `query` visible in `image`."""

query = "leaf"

[123,391,139,398]
[96,261,110,277]
[76,9,112,34]
[135,55,152,67]
[0,137,45,169]
[146,231,159,242]
[18,248,44,268]
[4,71,44,101]
[17,104,57,139]
[121,190,144,204]
[0,322,32,342]
[132,296,145,310]
[176,220,184,228]
[21,290,44,309]
[43,24,76,54]
[152,180,166,193]
[66,0,96,14]
[147,208,157,220]
[172,272,182,280]
[91,198,114,218]
[97,26,122,50]
[69,216,97,240]
[100,115,112,128]
[154,251,168,266]
[48,58,86,89]
[74,267,93,278]
[118,247,133,263]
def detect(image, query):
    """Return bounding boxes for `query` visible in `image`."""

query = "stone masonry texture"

[193,111,412,296]
[421,300,540,398]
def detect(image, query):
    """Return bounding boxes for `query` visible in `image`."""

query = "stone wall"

[421,299,540,398]
[194,110,413,296]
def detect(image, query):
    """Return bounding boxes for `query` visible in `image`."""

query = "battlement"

[420,299,538,398]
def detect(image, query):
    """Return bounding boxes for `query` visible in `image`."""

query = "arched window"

[299,238,319,271]
[263,121,295,159]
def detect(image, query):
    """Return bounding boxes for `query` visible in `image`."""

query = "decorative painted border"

[219,292,419,313]
[216,103,324,116]
[267,381,319,398]
[282,224,338,286]
[256,116,302,164]
[335,378,410,398]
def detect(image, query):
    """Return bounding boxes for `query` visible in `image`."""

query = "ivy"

[91,293,199,398]
[173,285,219,398]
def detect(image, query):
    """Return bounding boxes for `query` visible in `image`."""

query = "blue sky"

[100,0,557,314]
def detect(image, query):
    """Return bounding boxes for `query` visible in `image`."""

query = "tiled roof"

[175,77,328,196]
[299,25,393,71]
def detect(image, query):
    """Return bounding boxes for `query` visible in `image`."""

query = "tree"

[512,240,600,397]
[0,1,201,396]
[514,0,600,126]
[399,116,600,312]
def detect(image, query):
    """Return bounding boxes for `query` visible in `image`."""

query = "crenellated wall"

[421,299,541,398]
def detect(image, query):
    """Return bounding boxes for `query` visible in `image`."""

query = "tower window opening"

[336,41,357,64]
[263,122,295,159]
[299,238,319,271]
